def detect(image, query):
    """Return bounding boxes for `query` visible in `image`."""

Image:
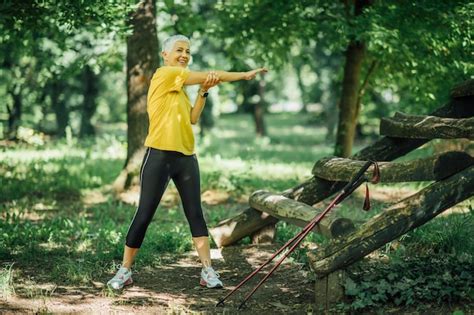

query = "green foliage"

[3,0,469,142]
[400,207,474,256]
[343,254,473,310]
[360,0,472,111]
[211,0,472,135]
[0,139,123,202]
[0,0,133,138]
[340,208,474,310]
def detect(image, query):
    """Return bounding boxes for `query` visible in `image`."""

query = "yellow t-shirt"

[144,66,194,155]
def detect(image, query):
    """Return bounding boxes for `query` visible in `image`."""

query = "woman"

[108,34,267,290]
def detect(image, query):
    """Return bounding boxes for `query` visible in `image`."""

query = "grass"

[1,112,473,309]
[399,206,474,256]
[0,263,15,299]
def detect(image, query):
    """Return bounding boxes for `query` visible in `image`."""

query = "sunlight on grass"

[0,263,15,299]
[200,155,311,181]
[0,143,125,162]
[197,113,330,165]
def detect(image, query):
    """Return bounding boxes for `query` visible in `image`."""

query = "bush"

[344,254,473,310]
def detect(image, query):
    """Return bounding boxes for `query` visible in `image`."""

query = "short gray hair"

[162,35,191,53]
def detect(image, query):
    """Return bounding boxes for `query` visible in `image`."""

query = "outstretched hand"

[244,67,268,80]
[201,71,221,91]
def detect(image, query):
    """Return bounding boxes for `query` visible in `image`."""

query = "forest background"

[0,0,473,313]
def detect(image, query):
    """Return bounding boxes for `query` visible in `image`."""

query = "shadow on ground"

[1,244,315,314]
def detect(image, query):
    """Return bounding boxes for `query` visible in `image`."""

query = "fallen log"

[308,165,474,277]
[312,151,474,182]
[209,97,474,247]
[380,113,474,139]
[250,224,276,244]
[249,190,355,239]
[209,210,279,248]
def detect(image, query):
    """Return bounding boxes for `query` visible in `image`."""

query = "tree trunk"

[380,113,474,139]
[209,97,474,246]
[334,41,365,157]
[295,63,308,113]
[6,84,22,140]
[199,95,214,137]
[312,151,474,182]
[113,0,160,192]
[50,80,69,137]
[308,165,474,277]
[334,0,372,157]
[237,81,255,113]
[254,79,266,136]
[80,65,99,138]
[325,96,339,143]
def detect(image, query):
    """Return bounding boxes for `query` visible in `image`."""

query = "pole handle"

[341,160,372,194]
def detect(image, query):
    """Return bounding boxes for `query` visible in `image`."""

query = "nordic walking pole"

[237,194,342,309]
[215,221,310,306]
[217,160,379,308]
[215,186,339,307]
[216,196,338,306]
[237,161,378,309]
[216,185,343,307]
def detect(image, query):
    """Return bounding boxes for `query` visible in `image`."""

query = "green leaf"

[344,277,359,296]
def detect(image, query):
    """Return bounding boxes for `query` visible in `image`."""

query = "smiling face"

[162,41,191,68]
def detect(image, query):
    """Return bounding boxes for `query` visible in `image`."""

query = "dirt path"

[0,245,314,314]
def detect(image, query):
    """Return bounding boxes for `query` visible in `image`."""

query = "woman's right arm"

[184,68,267,85]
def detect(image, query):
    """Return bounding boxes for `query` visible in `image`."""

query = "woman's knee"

[188,215,208,237]
[191,225,209,237]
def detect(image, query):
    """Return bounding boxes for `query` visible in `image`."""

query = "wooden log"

[249,190,355,239]
[250,223,276,244]
[312,151,474,182]
[314,270,346,311]
[296,97,473,204]
[380,113,474,139]
[209,209,278,248]
[307,165,474,277]
[209,98,474,247]
[451,79,474,98]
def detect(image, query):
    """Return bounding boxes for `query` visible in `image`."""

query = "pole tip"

[238,301,247,310]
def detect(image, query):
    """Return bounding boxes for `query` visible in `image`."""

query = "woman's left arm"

[191,72,220,125]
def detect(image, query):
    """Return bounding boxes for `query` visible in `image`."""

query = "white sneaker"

[200,266,223,288]
[107,266,133,290]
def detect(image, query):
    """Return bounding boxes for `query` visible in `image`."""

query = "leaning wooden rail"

[308,165,474,277]
[380,113,474,139]
[312,151,474,183]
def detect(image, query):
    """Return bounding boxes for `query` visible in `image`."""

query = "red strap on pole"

[363,161,379,211]
[363,182,370,211]
[371,162,380,184]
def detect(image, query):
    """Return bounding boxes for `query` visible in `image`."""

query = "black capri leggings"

[125,147,208,248]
